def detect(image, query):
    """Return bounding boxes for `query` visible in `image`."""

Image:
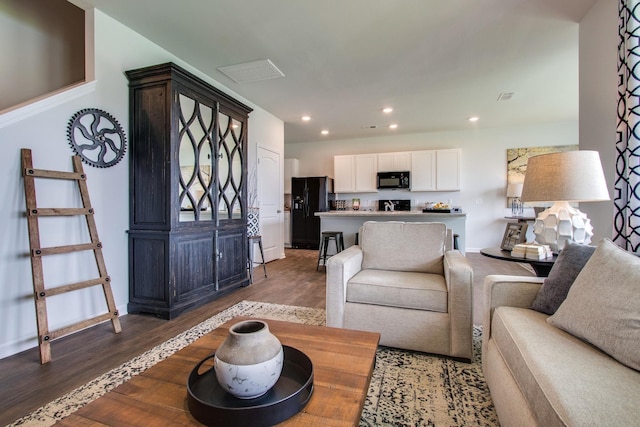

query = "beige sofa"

[482,239,640,427]
[326,221,474,361]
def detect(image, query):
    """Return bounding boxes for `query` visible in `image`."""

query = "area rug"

[11,301,498,427]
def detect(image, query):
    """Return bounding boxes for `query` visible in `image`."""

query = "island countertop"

[315,210,467,251]
[315,210,466,217]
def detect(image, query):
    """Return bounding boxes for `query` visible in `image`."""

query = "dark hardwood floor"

[0,249,532,426]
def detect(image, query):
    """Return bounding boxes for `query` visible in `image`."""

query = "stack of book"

[511,243,553,260]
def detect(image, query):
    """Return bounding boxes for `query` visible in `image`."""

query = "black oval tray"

[187,345,314,427]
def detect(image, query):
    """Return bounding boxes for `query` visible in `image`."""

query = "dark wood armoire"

[125,62,252,319]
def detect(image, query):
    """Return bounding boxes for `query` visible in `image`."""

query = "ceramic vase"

[214,320,284,399]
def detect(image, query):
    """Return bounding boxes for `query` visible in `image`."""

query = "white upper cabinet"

[354,154,378,192]
[435,149,461,191]
[410,150,437,191]
[334,155,356,192]
[284,158,299,194]
[377,152,411,172]
[411,149,461,191]
[334,154,378,193]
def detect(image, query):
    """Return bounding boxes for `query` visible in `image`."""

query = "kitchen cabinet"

[435,148,461,191]
[411,149,461,191]
[284,158,299,194]
[126,62,252,319]
[333,154,378,193]
[377,152,411,172]
[410,150,437,191]
[334,155,355,192]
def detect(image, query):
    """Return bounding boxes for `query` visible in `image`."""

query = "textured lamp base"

[532,201,593,252]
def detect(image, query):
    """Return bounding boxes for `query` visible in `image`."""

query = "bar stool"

[248,235,267,284]
[317,231,344,271]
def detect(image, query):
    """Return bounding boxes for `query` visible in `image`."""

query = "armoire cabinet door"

[177,93,216,222]
[217,111,245,221]
[216,227,247,290]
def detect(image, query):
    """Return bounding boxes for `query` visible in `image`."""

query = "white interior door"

[257,146,283,262]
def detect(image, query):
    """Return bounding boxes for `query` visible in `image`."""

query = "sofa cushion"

[491,306,640,426]
[346,269,448,312]
[360,221,446,274]
[530,241,595,315]
[548,238,640,371]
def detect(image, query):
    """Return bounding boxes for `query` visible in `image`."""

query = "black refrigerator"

[291,177,334,249]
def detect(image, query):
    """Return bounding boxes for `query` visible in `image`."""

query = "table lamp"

[506,183,523,216]
[520,150,610,252]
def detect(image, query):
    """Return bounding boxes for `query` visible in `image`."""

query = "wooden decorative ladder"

[21,148,121,364]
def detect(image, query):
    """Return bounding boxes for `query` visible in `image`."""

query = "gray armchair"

[326,221,474,361]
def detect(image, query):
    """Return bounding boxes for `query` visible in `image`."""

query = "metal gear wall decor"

[67,108,127,168]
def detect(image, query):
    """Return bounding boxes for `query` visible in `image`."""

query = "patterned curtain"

[615,0,640,253]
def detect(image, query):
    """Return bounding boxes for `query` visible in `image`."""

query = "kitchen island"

[315,210,466,252]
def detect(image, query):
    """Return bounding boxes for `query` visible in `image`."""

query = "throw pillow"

[530,241,596,315]
[548,239,640,371]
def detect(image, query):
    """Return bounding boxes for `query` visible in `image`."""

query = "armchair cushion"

[360,221,446,273]
[530,241,595,315]
[347,269,447,312]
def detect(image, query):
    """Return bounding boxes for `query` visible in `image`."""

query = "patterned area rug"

[11,301,498,427]
[361,327,498,426]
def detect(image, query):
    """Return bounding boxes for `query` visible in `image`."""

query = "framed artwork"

[500,222,528,251]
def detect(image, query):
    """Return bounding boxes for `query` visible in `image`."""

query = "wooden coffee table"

[55,316,380,426]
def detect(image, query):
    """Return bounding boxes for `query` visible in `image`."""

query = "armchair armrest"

[482,275,544,353]
[326,246,363,328]
[444,250,474,358]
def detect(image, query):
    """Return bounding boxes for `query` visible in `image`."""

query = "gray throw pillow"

[530,241,596,315]
[548,239,640,371]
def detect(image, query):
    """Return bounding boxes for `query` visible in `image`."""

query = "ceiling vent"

[361,125,378,129]
[218,59,285,84]
[497,92,514,101]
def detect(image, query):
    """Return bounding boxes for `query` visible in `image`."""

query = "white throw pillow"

[548,239,640,371]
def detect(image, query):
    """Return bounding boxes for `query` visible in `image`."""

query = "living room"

[1,0,635,425]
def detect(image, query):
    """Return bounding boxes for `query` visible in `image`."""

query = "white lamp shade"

[521,151,610,203]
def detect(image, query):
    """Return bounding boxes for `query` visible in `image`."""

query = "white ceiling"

[77,0,598,144]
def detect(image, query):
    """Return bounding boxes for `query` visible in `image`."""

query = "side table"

[480,247,557,277]
[504,216,536,224]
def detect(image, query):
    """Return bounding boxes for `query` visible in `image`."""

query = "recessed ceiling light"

[389,124,398,129]
[301,116,311,121]
[321,130,329,135]
[468,116,479,122]
[382,107,393,114]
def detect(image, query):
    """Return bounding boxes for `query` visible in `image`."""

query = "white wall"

[285,121,578,251]
[579,0,618,244]
[0,9,283,359]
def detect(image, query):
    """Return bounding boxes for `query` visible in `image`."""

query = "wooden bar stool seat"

[248,235,267,283]
[317,231,344,271]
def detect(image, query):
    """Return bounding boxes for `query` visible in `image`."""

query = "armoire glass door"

[177,94,215,222]
[217,112,244,221]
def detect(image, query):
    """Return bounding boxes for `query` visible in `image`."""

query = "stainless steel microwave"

[377,171,410,189]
